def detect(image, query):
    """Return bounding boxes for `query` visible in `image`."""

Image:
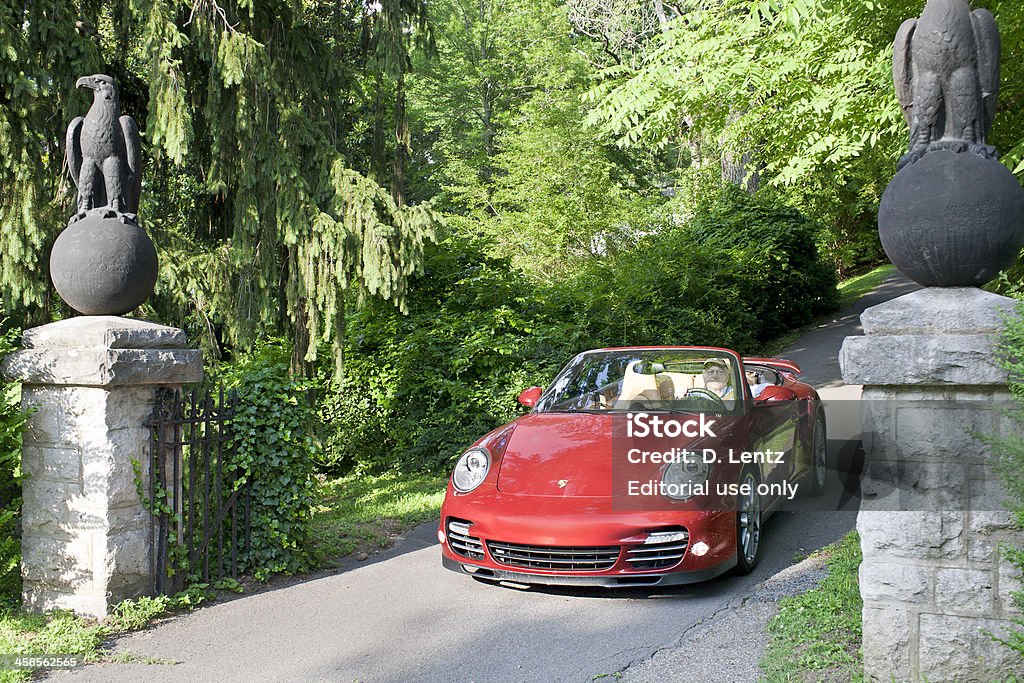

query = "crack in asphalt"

[604,596,743,681]
[608,556,830,683]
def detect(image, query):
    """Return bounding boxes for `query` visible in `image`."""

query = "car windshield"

[534,349,741,415]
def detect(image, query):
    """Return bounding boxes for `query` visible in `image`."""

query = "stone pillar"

[841,287,1024,682]
[1,317,201,618]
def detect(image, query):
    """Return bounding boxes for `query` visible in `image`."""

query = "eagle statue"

[66,74,142,224]
[893,0,1000,169]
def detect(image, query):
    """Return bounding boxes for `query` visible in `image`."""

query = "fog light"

[437,529,445,544]
[691,541,709,557]
[644,531,688,545]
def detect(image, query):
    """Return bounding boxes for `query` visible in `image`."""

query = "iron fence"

[147,386,249,594]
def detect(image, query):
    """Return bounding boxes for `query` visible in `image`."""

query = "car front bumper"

[439,488,739,587]
[441,554,736,587]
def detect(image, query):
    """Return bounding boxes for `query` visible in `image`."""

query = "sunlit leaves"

[142,0,191,164]
[586,0,909,188]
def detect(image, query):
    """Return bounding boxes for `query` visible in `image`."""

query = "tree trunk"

[481,78,496,188]
[720,149,760,193]
[720,108,761,193]
[370,71,387,185]
[391,69,408,207]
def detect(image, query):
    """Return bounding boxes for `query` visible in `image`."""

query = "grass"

[309,471,447,567]
[759,531,863,683]
[0,594,173,682]
[837,264,896,309]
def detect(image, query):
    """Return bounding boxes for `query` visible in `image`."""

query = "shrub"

[317,236,576,475]
[563,185,838,351]
[316,192,838,477]
[0,326,26,606]
[564,225,760,351]
[686,185,839,339]
[214,342,318,579]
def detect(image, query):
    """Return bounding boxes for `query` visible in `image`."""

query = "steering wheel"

[685,387,727,409]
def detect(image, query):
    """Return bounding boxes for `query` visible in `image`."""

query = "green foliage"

[989,302,1024,660]
[408,0,667,280]
[759,531,864,682]
[585,0,1024,182]
[0,325,26,606]
[320,192,836,475]
[566,224,761,351]
[582,0,1024,275]
[319,235,574,474]
[106,595,171,631]
[569,186,838,350]
[584,0,907,180]
[217,342,318,579]
[686,186,839,335]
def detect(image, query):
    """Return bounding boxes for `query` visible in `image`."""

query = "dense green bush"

[686,186,839,338]
[317,236,577,474]
[0,326,26,605]
[317,189,838,475]
[560,186,838,352]
[564,233,759,351]
[215,343,318,579]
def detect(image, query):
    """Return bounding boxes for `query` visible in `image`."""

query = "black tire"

[804,409,827,498]
[734,467,762,575]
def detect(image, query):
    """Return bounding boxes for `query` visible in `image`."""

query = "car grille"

[625,531,689,570]
[486,541,620,571]
[447,519,484,560]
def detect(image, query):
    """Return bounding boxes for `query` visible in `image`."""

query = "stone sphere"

[50,214,158,315]
[879,150,1024,287]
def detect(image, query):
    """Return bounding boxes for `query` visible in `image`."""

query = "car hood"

[496,412,717,497]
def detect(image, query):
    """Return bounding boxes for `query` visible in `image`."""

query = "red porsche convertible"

[439,346,826,587]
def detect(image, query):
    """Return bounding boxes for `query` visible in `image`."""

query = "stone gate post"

[1,316,201,618]
[841,287,1024,681]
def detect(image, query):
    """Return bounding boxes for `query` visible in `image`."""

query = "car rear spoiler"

[741,357,802,375]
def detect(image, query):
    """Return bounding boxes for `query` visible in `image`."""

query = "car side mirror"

[755,385,798,405]
[518,386,543,407]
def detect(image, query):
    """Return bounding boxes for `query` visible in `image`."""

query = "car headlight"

[662,454,710,501]
[452,447,490,493]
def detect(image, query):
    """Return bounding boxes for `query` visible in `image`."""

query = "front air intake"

[626,529,689,570]
[446,518,484,560]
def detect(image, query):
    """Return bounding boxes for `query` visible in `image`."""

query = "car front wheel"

[734,468,762,575]
[804,409,827,497]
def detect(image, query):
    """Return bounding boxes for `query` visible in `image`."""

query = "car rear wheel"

[734,468,762,575]
[804,410,827,497]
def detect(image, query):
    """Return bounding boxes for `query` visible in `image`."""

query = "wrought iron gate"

[148,386,250,594]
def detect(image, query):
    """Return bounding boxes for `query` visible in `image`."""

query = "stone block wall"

[2,317,201,618]
[18,385,156,615]
[842,288,1024,682]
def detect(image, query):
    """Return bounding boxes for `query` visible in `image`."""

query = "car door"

[747,389,799,502]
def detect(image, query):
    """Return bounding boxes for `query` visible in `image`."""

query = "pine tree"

[0,0,438,374]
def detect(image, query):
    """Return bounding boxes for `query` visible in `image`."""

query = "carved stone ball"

[879,150,1024,287]
[49,214,158,315]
